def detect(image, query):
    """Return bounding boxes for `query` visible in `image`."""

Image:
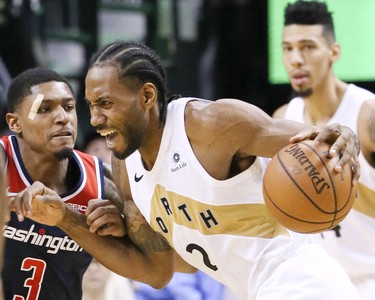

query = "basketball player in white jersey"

[11,41,363,300]
[273,1,375,298]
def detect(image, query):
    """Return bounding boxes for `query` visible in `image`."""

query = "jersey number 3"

[13,258,46,300]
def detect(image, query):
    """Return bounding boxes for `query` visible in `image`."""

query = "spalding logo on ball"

[262,140,356,233]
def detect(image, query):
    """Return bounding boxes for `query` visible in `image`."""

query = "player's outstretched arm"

[10,181,174,288]
[87,162,188,274]
[196,99,360,182]
[59,200,175,287]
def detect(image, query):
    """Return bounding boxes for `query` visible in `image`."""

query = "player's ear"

[142,82,157,109]
[329,42,341,63]
[6,113,22,134]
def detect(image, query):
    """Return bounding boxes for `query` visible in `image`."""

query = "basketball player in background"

[12,41,363,300]
[273,1,375,298]
[1,67,171,300]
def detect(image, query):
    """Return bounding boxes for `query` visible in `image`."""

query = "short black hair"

[284,0,335,42]
[7,67,74,112]
[89,41,172,124]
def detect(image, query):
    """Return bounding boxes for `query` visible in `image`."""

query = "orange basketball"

[262,140,356,233]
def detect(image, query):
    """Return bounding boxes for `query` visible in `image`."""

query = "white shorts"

[256,243,361,300]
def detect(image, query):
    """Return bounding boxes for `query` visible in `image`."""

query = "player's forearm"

[57,206,174,288]
[174,253,198,273]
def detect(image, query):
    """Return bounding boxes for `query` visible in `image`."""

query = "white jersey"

[284,84,375,293]
[126,97,360,300]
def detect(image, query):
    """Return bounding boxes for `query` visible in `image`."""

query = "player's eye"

[38,106,50,113]
[65,104,75,112]
[99,99,113,109]
[303,44,315,51]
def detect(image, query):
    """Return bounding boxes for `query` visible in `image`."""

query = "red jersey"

[1,135,105,300]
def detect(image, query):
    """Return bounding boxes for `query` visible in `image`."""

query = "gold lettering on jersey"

[353,183,375,218]
[150,184,289,245]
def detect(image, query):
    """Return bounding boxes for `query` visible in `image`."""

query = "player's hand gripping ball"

[262,140,356,233]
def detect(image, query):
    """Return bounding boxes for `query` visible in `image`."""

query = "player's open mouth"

[99,129,118,147]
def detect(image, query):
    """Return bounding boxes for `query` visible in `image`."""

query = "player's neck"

[29,161,69,194]
[139,121,164,171]
[17,142,70,193]
[302,78,348,126]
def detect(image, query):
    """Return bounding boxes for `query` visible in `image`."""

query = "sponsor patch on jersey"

[170,150,188,173]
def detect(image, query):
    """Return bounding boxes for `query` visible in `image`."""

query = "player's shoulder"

[186,98,264,132]
[272,103,289,118]
[349,83,375,98]
[187,98,262,118]
[355,82,375,117]
[359,99,375,117]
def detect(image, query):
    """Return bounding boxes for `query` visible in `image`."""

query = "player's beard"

[292,87,313,98]
[113,126,142,160]
[112,137,139,161]
[54,147,74,160]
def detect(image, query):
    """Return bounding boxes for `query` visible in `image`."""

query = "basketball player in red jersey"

[1,67,171,300]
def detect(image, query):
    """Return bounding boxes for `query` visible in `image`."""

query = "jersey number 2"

[13,258,46,300]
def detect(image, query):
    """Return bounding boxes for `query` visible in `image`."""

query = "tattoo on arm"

[104,173,124,212]
[60,207,87,232]
[128,224,171,252]
[125,201,171,252]
[102,163,113,180]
